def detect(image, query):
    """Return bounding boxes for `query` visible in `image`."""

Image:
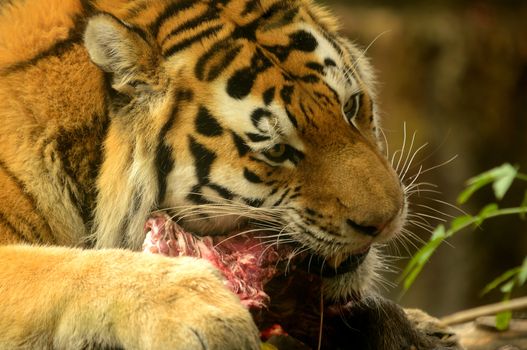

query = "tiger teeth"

[326,254,348,269]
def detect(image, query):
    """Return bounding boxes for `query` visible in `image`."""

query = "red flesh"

[143,214,293,308]
[143,214,357,349]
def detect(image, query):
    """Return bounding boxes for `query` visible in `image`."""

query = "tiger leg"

[0,245,259,350]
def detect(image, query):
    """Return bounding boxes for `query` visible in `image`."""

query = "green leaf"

[518,257,527,286]
[492,164,518,200]
[495,310,512,331]
[458,163,518,204]
[458,167,499,204]
[481,267,520,296]
[500,279,516,293]
[401,236,443,290]
[478,203,499,218]
[450,215,474,232]
[403,263,425,291]
[475,203,499,225]
[401,243,431,280]
[402,237,443,290]
[458,180,492,204]
[401,231,444,279]
[431,224,446,240]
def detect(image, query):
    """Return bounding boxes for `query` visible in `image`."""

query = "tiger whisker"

[343,30,391,81]
[166,203,287,219]
[391,149,402,169]
[408,212,447,223]
[284,246,310,274]
[404,164,424,190]
[394,122,408,174]
[415,203,456,219]
[427,198,469,215]
[399,228,424,246]
[407,221,436,236]
[251,238,298,250]
[410,154,459,178]
[406,221,434,234]
[404,185,439,195]
[400,142,429,182]
[259,230,298,260]
[393,232,419,254]
[165,205,285,224]
[253,230,298,240]
[405,189,443,199]
[379,127,390,158]
[405,181,439,190]
[212,228,275,248]
[406,214,435,228]
[399,130,417,181]
[161,191,288,216]
[401,227,427,244]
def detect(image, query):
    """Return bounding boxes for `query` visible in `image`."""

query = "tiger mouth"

[142,213,369,308]
[298,250,370,278]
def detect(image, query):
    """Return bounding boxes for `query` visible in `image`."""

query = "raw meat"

[143,214,293,308]
[141,214,361,349]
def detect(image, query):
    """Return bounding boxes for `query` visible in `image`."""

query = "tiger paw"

[55,251,260,350]
[405,308,463,349]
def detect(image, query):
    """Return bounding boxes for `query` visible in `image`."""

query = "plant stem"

[485,207,527,219]
[516,173,527,181]
[447,207,527,238]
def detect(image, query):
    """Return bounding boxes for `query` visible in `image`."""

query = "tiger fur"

[0,0,459,349]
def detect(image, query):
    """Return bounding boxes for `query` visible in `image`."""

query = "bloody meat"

[143,214,296,309]
[142,214,360,349]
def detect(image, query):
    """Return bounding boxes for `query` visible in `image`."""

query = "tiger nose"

[346,219,384,237]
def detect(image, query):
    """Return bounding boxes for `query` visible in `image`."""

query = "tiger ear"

[84,14,156,93]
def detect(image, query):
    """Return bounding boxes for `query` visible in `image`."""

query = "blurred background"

[320,0,527,316]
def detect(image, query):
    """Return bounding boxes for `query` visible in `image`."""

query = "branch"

[441,296,527,326]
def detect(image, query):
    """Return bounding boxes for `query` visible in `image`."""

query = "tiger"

[0,0,460,349]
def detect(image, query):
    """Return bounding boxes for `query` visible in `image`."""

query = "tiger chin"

[0,0,460,349]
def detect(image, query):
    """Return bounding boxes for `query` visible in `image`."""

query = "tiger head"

[86,0,405,300]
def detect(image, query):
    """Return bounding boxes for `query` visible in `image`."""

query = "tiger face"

[86,0,405,300]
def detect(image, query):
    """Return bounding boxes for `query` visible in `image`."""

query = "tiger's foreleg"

[0,245,260,350]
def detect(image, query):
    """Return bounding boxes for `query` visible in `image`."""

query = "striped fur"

[0,1,406,348]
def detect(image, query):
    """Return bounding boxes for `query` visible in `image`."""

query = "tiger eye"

[344,92,362,122]
[267,144,286,158]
